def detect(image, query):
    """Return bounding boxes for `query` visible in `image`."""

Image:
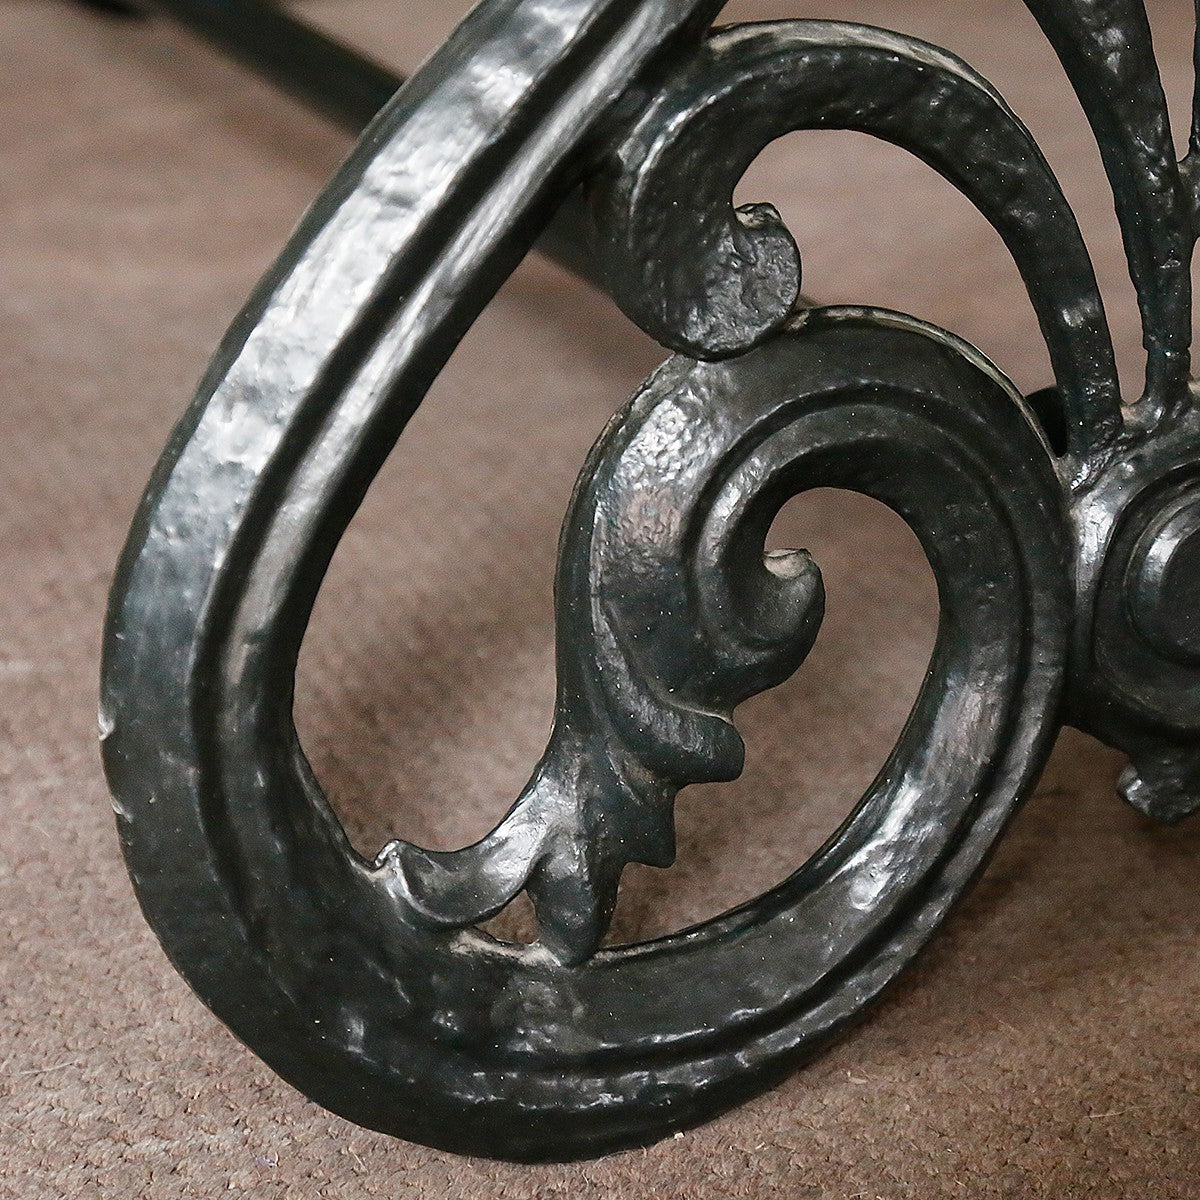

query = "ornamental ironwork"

[100,0,1200,1162]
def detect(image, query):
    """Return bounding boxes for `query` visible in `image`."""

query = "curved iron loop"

[105,297,1067,1159]
[589,21,1122,462]
[99,0,1200,1163]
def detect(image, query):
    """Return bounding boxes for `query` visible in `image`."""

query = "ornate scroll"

[102,0,1200,1161]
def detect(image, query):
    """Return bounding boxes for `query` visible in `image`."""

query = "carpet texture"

[3,1,1199,1195]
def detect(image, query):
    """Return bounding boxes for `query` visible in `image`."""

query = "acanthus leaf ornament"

[101,0,1200,1161]
[381,371,827,963]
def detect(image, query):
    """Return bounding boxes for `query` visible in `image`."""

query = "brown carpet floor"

[3,1,1199,1195]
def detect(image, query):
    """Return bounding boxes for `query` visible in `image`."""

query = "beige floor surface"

[2,1,1199,1196]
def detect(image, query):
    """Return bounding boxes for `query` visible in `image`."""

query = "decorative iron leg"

[100,0,1200,1162]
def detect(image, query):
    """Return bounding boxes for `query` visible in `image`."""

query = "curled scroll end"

[663,201,802,360]
[732,546,825,663]
[1118,746,1200,825]
[594,192,801,360]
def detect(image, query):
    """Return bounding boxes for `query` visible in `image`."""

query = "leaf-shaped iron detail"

[382,356,825,963]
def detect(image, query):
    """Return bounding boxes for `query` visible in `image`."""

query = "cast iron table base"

[95,0,1200,1163]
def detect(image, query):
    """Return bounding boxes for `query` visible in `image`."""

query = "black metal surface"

[100,0,1200,1163]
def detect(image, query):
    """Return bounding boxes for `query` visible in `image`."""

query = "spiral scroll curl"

[389,18,1122,960]
[103,2,1084,1162]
